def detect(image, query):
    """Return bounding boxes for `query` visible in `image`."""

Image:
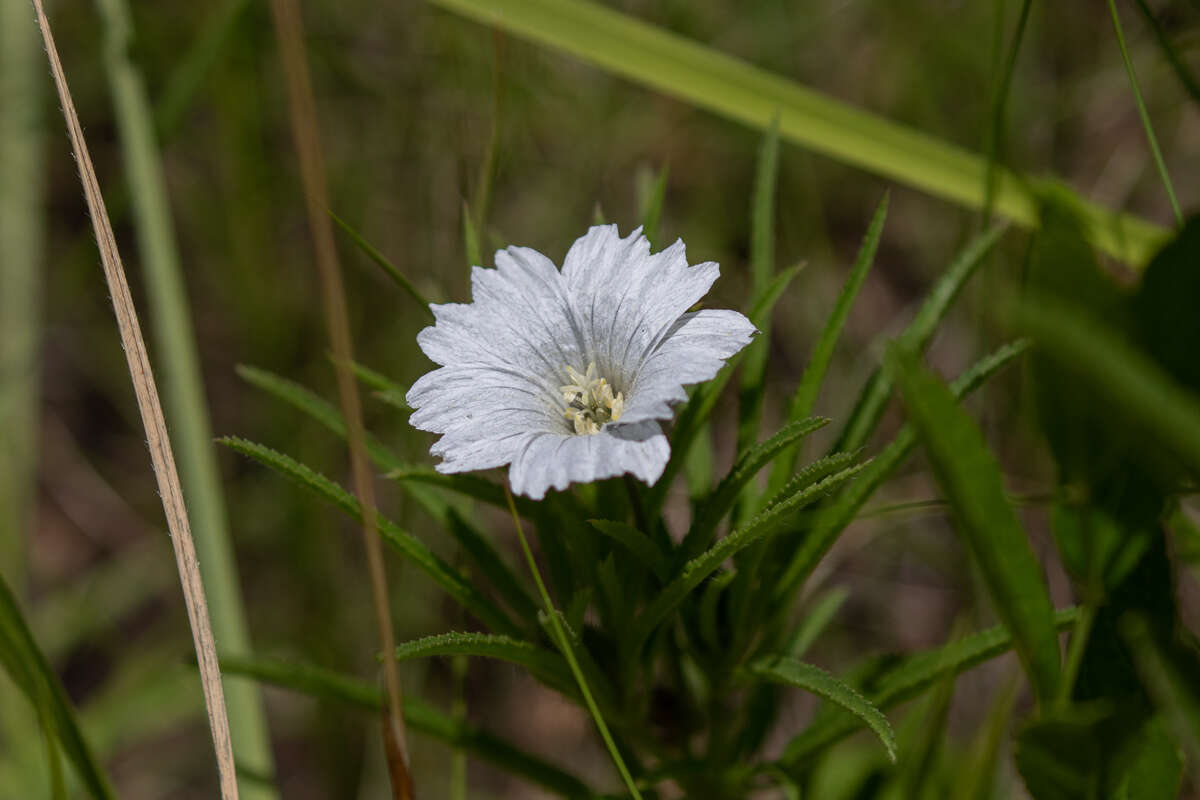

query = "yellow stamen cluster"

[560,362,625,435]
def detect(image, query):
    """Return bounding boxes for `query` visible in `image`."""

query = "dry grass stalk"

[30,1,239,796]
[265,0,413,796]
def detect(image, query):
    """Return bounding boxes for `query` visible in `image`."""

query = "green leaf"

[1014,294,1200,479]
[735,117,781,460]
[648,262,803,513]
[681,416,830,563]
[632,459,867,651]
[781,607,1078,765]
[394,632,575,695]
[772,339,1030,604]
[220,655,596,798]
[1132,216,1200,394]
[637,163,669,247]
[220,437,519,636]
[461,199,483,269]
[385,463,540,519]
[587,520,669,581]
[748,656,896,762]
[833,223,1007,455]
[1117,716,1184,800]
[343,359,411,411]
[892,350,1061,704]
[424,0,1166,264]
[785,586,850,660]
[766,194,887,499]
[331,210,434,317]
[1121,615,1200,769]
[0,573,115,800]
[1014,704,1109,800]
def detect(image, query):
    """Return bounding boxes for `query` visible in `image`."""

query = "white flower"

[406,225,757,500]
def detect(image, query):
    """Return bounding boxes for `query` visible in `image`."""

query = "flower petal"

[508,421,670,500]
[561,226,720,390]
[619,309,758,424]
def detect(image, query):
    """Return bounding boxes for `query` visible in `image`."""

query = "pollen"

[560,362,625,435]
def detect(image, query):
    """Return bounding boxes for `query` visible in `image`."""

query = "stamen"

[559,361,625,435]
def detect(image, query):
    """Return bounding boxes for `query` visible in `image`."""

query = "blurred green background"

[2,0,1198,796]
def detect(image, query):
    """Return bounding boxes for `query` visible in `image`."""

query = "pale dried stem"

[265,0,412,796]
[30,1,239,797]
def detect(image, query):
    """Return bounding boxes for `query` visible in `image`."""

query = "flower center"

[560,362,624,435]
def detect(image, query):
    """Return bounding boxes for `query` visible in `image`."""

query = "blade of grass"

[0,566,115,799]
[773,339,1030,609]
[832,223,1007,455]
[982,0,1032,224]
[765,194,887,501]
[33,3,238,793]
[1108,0,1182,224]
[746,657,896,762]
[331,211,434,317]
[93,0,277,790]
[637,163,670,247]
[1131,0,1200,107]
[735,118,780,475]
[221,655,598,798]
[426,0,1167,265]
[892,350,1061,705]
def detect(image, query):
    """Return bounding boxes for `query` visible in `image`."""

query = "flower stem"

[504,486,644,800]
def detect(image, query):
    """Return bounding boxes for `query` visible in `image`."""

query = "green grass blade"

[330,210,435,317]
[0,574,115,800]
[833,223,1007,455]
[220,655,597,798]
[773,339,1030,609]
[1131,0,1200,107]
[1013,296,1200,476]
[892,350,1060,704]
[343,359,411,411]
[785,586,850,659]
[632,460,868,652]
[588,520,670,580]
[682,417,830,564]
[92,0,276,789]
[1108,0,1182,224]
[748,657,897,762]
[781,607,1078,765]
[425,0,1167,265]
[637,163,670,246]
[220,437,520,636]
[766,195,887,499]
[982,0,1032,223]
[648,262,802,513]
[735,118,780,459]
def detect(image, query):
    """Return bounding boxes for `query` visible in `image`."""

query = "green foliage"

[892,351,1061,704]
[0,573,114,800]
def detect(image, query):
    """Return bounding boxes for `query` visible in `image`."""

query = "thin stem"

[265,0,412,796]
[983,0,1032,225]
[1056,602,1096,710]
[503,486,644,800]
[1108,0,1183,225]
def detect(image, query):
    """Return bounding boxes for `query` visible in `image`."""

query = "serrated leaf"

[893,350,1061,704]
[220,437,518,636]
[748,656,896,761]
[766,194,888,499]
[680,416,830,563]
[0,573,115,800]
[394,632,574,695]
[220,655,596,798]
[781,607,1078,765]
[632,459,867,651]
[773,339,1030,610]
[587,520,669,581]
[385,464,540,518]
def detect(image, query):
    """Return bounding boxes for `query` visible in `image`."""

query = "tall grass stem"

[265,0,413,795]
[31,1,239,794]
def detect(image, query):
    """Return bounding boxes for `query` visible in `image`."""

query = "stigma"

[560,362,625,435]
